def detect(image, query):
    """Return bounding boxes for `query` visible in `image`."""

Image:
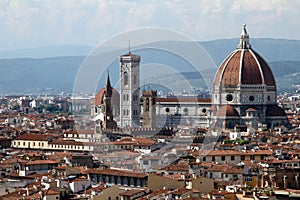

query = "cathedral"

[92,24,289,131]
[211,24,289,129]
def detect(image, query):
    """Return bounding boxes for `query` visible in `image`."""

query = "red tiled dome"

[216,105,240,117]
[214,50,275,87]
[246,107,257,111]
[214,25,276,88]
[94,87,119,106]
[266,105,286,117]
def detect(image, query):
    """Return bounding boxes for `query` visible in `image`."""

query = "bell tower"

[141,90,157,128]
[119,49,141,128]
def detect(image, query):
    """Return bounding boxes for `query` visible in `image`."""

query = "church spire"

[237,24,251,49]
[105,71,112,97]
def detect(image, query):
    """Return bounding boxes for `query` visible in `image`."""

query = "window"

[226,94,233,101]
[249,96,254,101]
[250,155,255,160]
[183,108,189,116]
[165,108,170,113]
[294,163,298,167]
[221,156,225,161]
[231,156,235,161]
[244,176,252,182]
[241,155,245,160]
[212,156,215,161]
[143,160,149,165]
[133,75,136,85]
[23,142,25,146]
[123,72,128,86]
[146,98,149,111]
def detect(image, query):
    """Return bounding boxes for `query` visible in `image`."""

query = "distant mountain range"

[0,45,93,59]
[0,38,299,95]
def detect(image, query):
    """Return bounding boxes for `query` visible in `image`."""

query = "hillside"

[0,38,299,94]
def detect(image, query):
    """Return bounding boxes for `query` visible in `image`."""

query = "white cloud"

[0,0,299,50]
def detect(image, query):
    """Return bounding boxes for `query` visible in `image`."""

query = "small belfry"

[141,89,157,128]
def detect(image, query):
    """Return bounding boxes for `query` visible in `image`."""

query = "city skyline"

[0,0,299,51]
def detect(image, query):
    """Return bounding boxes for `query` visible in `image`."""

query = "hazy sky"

[0,0,299,50]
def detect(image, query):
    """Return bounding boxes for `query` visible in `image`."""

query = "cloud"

[0,0,299,50]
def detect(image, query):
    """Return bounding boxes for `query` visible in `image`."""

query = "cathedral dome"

[94,87,119,106]
[214,24,276,88]
[216,105,240,117]
[266,105,287,117]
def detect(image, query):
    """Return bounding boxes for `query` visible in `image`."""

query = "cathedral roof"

[94,87,119,105]
[156,97,211,103]
[246,107,257,111]
[216,105,240,117]
[214,24,276,88]
[266,105,287,117]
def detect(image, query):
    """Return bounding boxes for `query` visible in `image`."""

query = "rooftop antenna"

[128,40,131,54]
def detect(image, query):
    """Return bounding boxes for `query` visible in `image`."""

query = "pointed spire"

[105,70,112,97]
[237,24,251,49]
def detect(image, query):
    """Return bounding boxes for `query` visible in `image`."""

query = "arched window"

[124,72,128,86]
[184,108,188,115]
[133,75,137,85]
[146,98,149,111]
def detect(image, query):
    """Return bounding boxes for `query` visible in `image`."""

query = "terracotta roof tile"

[87,169,147,178]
